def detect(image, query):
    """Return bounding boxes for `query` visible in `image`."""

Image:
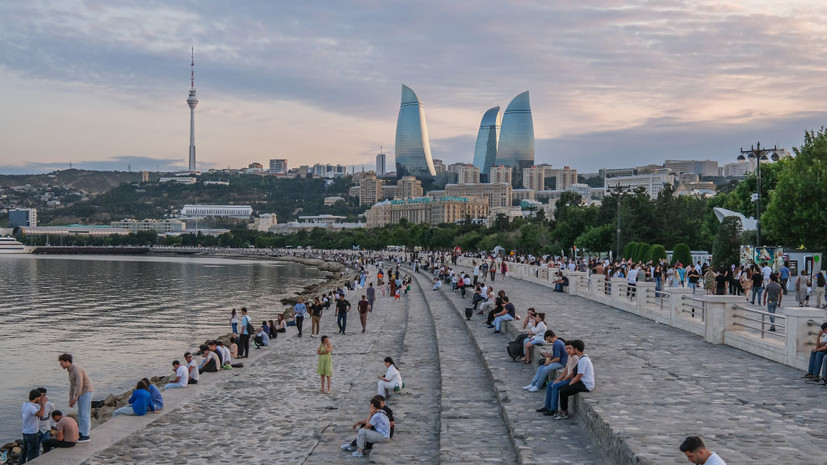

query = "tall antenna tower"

[187,47,199,172]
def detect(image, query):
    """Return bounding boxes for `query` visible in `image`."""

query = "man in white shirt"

[185,352,199,384]
[553,339,593,420]
[679,436,727,465]
[761,264,773,286]
[627,266,639,298]
[164,360,189,389]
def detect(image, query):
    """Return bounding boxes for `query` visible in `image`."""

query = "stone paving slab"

[445,264,827,465]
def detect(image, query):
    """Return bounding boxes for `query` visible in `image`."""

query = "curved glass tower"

[495,91,535,186]
[395,85,436,179]
[472,106,501,179]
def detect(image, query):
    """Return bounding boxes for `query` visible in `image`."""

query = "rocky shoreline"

[0,253,347,465]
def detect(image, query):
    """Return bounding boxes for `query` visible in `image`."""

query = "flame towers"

[395,85,436,179]
[472,106,501,179]
[495,91,535,186]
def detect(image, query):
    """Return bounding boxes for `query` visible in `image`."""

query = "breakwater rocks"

[272,255,347,306]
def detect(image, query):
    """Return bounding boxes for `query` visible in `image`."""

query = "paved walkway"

[441,263,827,465]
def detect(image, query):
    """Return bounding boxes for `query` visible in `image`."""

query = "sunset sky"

[1,0,826,174]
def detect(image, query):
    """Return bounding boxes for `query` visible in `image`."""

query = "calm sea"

[0,254,327,443]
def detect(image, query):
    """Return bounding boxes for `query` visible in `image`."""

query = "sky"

[1,0,826,174]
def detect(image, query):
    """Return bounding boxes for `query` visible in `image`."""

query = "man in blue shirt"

[524,330,568,392]
[238,307,252,358]
[112,381,155,417]
[779,263,791,295]
[294,298,308,338]
[21,389,47,464]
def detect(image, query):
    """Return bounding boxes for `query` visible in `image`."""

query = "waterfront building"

[472,106,501,177]
[272,215,365,234]
[358,173,383,206]
[111,219,186,233]
[395,85,437,179]
[489,165,513,185]
[495,91,535,186]
[604,173,673,199]
[16,225,130,236]
[444,182,512,208]
[8,208,37,228]
[365,196,488,228]
[269,159,288,174]
[376,152,387,176]
[180,205,253,219]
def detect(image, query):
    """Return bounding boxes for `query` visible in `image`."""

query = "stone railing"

[457,257,827,371]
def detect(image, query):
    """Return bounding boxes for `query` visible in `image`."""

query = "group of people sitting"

[339,356,402,458]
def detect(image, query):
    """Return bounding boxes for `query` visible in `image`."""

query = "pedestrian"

[358,295,370,333]
[230,308,238,335]
[21,389,47,463]
[317,335,332,394]
[294,298,308,337]
[310,297,323,338]
[796,271,811,307]
[58,353,92,443]
[679,436,727,465]
[336,293,351,335]
[238,307,252,358]
[366,282,376,312]
[814,270,827,308]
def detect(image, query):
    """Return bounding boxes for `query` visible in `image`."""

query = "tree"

[574,224,614,253]
[636,243,651,263]
[650,244,667,263]
[763,127,827,250]
[711,216,742,268]
[671,243,692,266]
[623,241,638,260]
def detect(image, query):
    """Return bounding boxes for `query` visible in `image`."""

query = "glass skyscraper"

[495,91,535,186]
[472,106,501,179]
[395,85,436,179]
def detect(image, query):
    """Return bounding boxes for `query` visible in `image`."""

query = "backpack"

[506,341,523,361]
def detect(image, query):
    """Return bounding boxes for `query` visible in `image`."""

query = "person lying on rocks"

[341,396,392,458]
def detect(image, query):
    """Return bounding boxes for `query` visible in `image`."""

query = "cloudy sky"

[1,0,826,174]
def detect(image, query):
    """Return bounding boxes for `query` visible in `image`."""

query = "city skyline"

[1,1,826,174]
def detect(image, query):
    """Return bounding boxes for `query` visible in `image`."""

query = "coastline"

[1,251,348,465]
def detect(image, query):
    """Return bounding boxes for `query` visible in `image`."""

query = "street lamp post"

[738,141,779,247]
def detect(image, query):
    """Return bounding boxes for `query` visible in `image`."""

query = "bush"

[636,243,651,263]
[671,243,692,266]
[711,216,742,269]
[623,241,638,260]
[650,244,667,263]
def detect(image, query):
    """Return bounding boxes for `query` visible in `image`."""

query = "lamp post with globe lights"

[738,141,779,248]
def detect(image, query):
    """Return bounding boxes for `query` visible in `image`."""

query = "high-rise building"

[8,208,37,228]
[522,166,545,191]
[397,176,424,199]
[358,173,383,206]
[376,152,387,176]
[269,159,288,174]
[546,166,578,191]
[395,85,437,179]
[454,164,481,185]
[186,48,199,172]
[472,106,501,178]
[664,160,719,177]
[495,91,534,186]
[432,159,446,174]
[489,165,513,185]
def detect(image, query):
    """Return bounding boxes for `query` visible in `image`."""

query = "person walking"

[294,298,308,337]
[58,353,92,443]
[763,274,783,332]
[366,282,376,312]
[796,271,811,307]
[358,295,371,333]
[310,297,323,338]
[317,336,332,394]
[335,293,351,335]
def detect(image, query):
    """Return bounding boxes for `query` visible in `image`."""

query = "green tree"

[574,224,614,253]
[636,243,651,263]
[711,216,742,268]
[623,241,638,259]
[650,244,667,263]
[671,243,692,266]
[763,128,827,250]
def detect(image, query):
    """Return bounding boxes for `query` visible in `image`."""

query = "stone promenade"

[441,263,827,465]
[30,261,827,465]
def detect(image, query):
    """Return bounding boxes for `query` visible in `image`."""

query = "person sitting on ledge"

[537,340,579,416]
[275,314,287,333]
[141,378,163,411]
[679,436,727,465]
[524,331,567,392]
[254,326,270,348]
[215,340,232,365]
[341,395,395,453]
[491,296,515,333]
[185,352,199,385]
[112,381,155,417]
[341,396,391,458]
[41,410,78,453]
[521,313,549,364]
[552,339,593,420]
[164,360,189,389]
[432,277,442,291]
[803,322,827,383]
[552,272,569,292]
[377,357,403,398]
[199,345,220,374]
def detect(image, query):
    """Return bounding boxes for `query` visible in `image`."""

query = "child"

[394,286,401,301]
[317,335,333,394]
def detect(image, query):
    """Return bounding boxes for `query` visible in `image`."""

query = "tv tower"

[186,47,199,172]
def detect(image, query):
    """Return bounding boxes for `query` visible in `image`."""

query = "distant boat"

[0,236,30,254]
